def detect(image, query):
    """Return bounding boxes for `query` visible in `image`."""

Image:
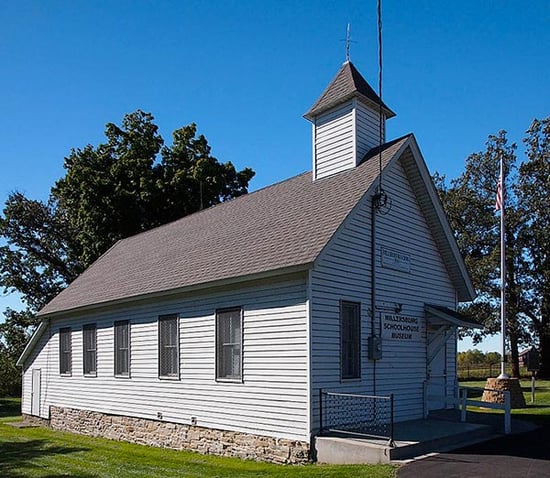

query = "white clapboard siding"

[21,274,309,441]
[314,101,354,179]
[309,168,374,432]
[370,158,456,422]
[356,101,384,160]
[313,99,386,180]
[310,152,457,428]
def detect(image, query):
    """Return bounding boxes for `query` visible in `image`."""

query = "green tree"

[0,193,82,310]
[436,118,550,378]
[435,131,528,378]
[52,110,254,266]
[485,351,502,365]
[457,349,486,366]
[0,309,35,396]
[0,110,255,394]
[516,118,550,377]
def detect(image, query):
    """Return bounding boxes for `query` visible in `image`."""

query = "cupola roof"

[304,61,395,120]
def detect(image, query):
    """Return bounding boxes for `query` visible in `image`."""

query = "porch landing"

[315,415,496,464]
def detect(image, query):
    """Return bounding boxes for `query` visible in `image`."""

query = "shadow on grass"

[0,438,92,478]
[0,398,22,419]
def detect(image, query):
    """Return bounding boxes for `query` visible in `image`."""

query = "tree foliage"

[457,349,501,367]
[0,193,82,310]
[0,110,255,394]
[516,118,550,377]
[436,117,550,377]
[53,110,254,266]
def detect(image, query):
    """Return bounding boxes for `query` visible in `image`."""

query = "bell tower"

[304,62,395,180]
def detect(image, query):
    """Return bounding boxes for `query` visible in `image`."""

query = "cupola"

[304,61,395,180]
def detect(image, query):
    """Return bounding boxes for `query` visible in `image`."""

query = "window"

[83,324,97,376]
[59,327,72,375]
[216,308,242,381]
[114,320,130,377]
[158,315,179,378]
[341,301,361,379]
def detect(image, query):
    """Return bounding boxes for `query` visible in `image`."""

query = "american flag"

[495,166,503,211]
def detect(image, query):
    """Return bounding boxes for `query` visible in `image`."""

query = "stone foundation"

[482,377,526,408]
[48,406,309,464]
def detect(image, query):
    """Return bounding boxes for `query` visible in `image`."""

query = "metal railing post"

[388,393,395,447]
[319,388,324,433]
[423,380,428,418]
[504,390,511,434]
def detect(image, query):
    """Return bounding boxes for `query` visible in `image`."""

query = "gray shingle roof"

[304,61,396,120]
[38,136,409,317]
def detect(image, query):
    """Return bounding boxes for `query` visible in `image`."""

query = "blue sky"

[1,1,549,352]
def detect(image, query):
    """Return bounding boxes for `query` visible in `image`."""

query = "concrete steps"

[315,419,495,464]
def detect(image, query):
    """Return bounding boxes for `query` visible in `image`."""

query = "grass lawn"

[460,378,550,426]
[0,398,396,478]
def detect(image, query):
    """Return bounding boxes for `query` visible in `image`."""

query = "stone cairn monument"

[482,377,526,408]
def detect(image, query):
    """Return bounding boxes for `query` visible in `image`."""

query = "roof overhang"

[16,320,49,367]
[37,263,312,320]
[425,304,482,329]
[304,92,395,122]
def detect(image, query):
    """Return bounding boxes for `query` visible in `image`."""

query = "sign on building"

[382,314,421,342]
[381,247,411,273]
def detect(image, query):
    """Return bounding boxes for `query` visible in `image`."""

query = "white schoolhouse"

[18,61,477,463]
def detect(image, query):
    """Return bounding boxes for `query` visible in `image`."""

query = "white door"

[426,327,447,411]
[31,369,41,416]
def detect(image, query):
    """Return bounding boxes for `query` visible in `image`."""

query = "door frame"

[425,325,452,412]
[31,368,41,416]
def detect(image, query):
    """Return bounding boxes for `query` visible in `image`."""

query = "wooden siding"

[310,153,457,430]
[356,101,384,161]
[314,101,354,180]
[21,274,309,441]
[313,100,386,180]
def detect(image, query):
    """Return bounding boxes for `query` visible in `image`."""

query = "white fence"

[423,382,512,434]
[459,386,511,434]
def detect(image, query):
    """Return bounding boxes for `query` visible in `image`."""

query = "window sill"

[84,373,97,378]
[216,378,243,384]
[114,374,131,379]
[158,375,180,381]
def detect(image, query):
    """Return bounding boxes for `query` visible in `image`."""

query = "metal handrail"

[319,389,395,446]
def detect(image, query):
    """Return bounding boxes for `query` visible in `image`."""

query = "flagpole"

[498,153,509,379]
